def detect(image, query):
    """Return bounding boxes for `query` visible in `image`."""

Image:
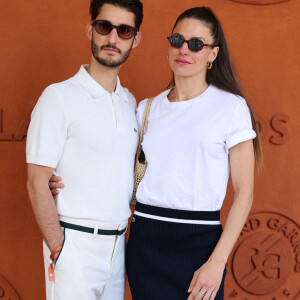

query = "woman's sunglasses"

[92,20,137,40]
[167,34,215,52]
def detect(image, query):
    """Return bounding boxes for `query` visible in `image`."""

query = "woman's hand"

[187,259,225,300]
[49,175,64,199]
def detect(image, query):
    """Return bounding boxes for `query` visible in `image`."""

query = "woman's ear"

[209,46,219,63]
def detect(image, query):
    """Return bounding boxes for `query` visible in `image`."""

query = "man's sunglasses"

[92,20,137,40]
[167,34,216,52]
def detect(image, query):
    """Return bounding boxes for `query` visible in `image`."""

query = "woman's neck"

[168,74,209,102]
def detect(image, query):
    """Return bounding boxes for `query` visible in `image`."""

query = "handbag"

[130,97,154,207]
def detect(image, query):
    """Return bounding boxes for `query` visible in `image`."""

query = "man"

[26,0,143,299]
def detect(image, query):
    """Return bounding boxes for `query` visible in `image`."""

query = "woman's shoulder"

[210,85,247,108]
[137,89,171,111]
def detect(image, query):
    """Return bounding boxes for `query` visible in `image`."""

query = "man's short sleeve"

[26,85,68,168]
[225,99,256,154]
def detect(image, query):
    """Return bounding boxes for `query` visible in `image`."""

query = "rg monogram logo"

[233,231,292,294]
[0,274,21,300]
[228,0,290,4]
[228,211,300,300]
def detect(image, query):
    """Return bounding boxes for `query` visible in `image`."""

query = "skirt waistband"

[134,202,221,225]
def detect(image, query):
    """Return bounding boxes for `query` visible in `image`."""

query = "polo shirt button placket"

[110,93,118,130]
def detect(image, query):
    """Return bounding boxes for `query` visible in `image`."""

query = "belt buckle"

[117,227,127,236]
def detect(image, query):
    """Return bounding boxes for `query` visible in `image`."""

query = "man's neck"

[87,57,120,93]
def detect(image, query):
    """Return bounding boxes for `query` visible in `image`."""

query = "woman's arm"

[187,139,255,300]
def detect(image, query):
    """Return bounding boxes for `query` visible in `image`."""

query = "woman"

[50,6,262,300]
[125,6,262,300]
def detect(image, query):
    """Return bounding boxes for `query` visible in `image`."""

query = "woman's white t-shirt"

[136,85,256,211]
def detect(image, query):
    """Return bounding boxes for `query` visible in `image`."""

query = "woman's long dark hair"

[168,7,263,169]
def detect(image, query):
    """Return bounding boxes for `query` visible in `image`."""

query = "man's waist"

[59,215,128,232]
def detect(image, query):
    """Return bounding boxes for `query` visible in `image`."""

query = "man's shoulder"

[35,76,82,112]
[120,86,137,106]
[45,76,81,95]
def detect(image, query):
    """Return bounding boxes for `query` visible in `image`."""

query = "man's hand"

[49,175,65,199]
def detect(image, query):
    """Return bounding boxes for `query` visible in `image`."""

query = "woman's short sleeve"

[225,99,256,154]
[135,98,148,132]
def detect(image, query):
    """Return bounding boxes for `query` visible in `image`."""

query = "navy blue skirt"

[126,202,226,300]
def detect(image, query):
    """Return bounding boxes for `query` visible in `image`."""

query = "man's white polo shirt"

[26,65,138,223]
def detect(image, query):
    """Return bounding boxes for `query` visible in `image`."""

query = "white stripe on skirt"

[134,211,221,225]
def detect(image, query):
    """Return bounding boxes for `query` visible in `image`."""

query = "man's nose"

[107,28,118,44]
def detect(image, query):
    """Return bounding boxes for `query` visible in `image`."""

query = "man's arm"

[27,164,64,254]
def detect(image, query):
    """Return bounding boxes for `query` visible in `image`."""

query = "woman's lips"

[175,59,191,65]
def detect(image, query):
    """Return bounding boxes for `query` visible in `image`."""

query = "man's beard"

[91,38,133,68]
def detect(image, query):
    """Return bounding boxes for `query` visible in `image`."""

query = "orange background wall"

[0,0,299,299]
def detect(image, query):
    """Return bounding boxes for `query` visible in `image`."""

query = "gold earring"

[207,62,213,69]
[166,55,169,60]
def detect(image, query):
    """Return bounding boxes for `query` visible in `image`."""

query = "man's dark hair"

[90,0,143,30]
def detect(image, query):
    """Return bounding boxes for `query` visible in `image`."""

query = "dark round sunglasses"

[167,33,215,52]
[92,20,137,40]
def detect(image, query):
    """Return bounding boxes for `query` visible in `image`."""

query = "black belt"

[60,221,126,236]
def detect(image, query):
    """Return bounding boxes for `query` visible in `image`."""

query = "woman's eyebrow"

[191,36,205,42]
[173,32,206,42]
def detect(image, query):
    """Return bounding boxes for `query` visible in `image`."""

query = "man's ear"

[86,22,93,41]
[132,31,142,49]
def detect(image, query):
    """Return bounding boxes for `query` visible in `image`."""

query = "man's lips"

[103,47,119,53]
[100,44,121,54]
[175,59,191,65]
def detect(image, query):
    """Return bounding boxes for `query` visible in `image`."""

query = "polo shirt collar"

[115,77,129,101]
[74,65,128,102]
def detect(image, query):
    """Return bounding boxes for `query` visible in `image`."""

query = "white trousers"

[43,216,127,300]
